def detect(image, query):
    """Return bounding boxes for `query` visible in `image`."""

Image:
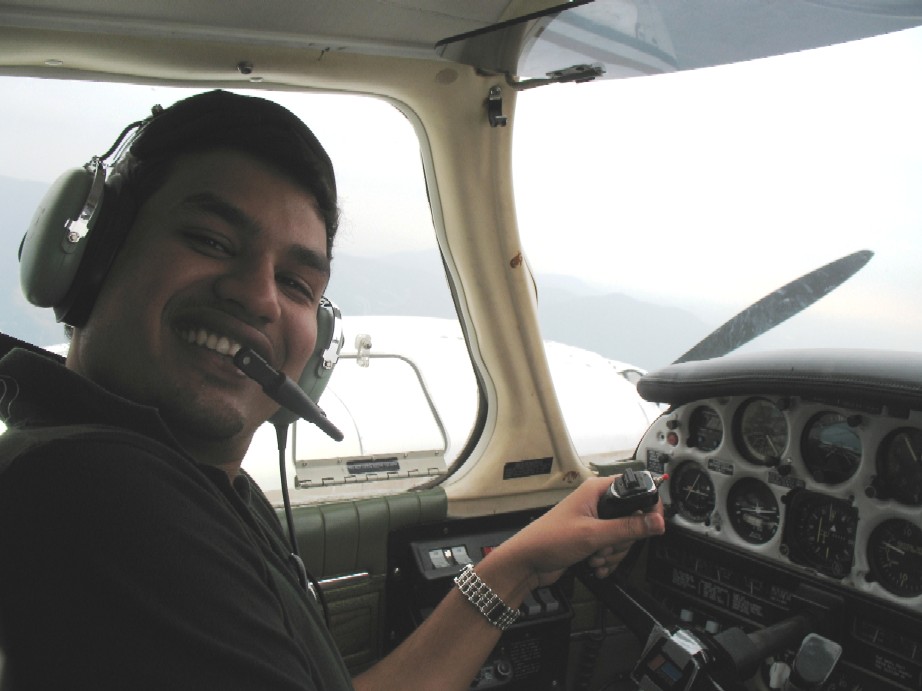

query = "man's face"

[67,148,330,469]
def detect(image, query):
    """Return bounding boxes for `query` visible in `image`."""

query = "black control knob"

[597,469,665,520]
[783,634,841,691]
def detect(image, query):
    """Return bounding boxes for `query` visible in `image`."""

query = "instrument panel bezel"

[640,393,922,612]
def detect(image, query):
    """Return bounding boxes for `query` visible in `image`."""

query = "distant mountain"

[536,288,708,371]
[327,251,457,319]
[1,175,708,370]
[329,252,708,371]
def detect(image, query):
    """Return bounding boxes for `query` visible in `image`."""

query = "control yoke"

[575,563,842,691]
[575,469,843,690]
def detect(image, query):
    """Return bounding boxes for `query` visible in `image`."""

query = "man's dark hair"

[115,89,339,252]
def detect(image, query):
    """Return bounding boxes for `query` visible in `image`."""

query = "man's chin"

[161,401,250,445]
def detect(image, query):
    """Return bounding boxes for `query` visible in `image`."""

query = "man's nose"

[214,256,282,324]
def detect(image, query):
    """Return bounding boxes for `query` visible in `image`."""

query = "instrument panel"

[639,393,922,608]
[631,351,922,689]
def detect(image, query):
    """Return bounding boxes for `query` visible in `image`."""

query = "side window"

[0,79,479,502]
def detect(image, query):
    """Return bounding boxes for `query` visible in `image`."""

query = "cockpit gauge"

[873,427,922,506]
[668,461,716,523]
[687,405,723,452]
[783,490,858,579]
[726,477,781,544]
[801,412,862,484]
[867,519,922,598]
[734,397,789,466]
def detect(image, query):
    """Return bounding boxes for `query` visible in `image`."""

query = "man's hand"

[488,475,666,590]
[354,474,666,691]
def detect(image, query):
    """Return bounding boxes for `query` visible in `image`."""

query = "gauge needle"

[684,476,704,499]
[742,506,776,516]
[901,435,920,462]
[765,435,779,456]
[883,540,906,555]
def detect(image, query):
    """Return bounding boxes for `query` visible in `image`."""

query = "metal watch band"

[453,563,521,631]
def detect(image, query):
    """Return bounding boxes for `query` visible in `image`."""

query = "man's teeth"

[184,329,242,357]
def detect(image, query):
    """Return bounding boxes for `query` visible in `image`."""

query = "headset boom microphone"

[233,347,344,441]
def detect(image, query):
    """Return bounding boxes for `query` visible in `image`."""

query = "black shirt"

[0,348,354,690]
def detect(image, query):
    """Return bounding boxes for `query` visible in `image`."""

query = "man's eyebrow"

[178,191,330,275]
[180,191,256,232]
[289,243,331,277]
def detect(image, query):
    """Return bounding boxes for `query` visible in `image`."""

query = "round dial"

[785,491,858,578]
[688,406,723,452]
[727,477,780,544]
[867,519,922,597]
[874,427,922,505]
[801,412,861,484]
[734,397,788,465]
[668,461,716,523]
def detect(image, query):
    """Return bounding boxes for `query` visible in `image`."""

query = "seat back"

[0,618,10,691]
[0,334,30,689]
[0,332,62,364]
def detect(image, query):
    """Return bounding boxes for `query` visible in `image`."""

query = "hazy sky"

[514,26,922,309]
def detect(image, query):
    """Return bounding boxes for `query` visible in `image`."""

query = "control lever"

[706,614,813,686]
[781,634,842,691]
[597,468,667,519]
[617,604,818,690]
[573,469,676,651]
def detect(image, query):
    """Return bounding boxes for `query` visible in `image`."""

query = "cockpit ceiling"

[0,0,539,59]
[1,0,921,82]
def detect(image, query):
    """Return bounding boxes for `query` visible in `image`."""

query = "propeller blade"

[673,249,873,364]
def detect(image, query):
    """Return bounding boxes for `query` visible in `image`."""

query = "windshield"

[1,23,919,483]
[514,25,922,375]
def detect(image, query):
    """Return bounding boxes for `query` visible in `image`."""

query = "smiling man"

[66,148,330,472]
[1,90,354,690]
[0,90,664,691]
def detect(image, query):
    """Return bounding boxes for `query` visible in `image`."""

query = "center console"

[385,510,571,690]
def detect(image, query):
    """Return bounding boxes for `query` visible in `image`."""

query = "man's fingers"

[587,506,666,572]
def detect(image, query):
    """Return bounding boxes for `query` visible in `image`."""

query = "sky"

[513,26,922,310]
[2,24,921,354]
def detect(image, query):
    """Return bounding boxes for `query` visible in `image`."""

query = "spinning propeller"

[673,250,873,364]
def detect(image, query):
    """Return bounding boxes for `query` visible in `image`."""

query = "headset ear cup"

[53,174,135,327]
[269,297,343,427]
[19,167,100,309]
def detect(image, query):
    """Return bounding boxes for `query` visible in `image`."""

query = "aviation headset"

[18,89,343,407]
